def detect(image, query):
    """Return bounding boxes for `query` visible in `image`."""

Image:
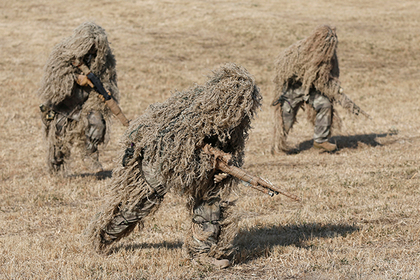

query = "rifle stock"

[202,144,301,201]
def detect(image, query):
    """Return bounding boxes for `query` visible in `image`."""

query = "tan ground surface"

[1,0,419,279]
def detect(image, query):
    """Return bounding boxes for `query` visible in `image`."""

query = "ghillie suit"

[38,22,119,173]
[86,63,261,267]
[272,25,345,153]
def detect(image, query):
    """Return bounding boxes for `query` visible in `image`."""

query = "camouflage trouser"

[188,198,223,256]
[46,113,73,173]
[99,161,227,257]
[281,87,332,143]
[100,184,167,246]
[100,160,167,245]
[85,111,106,154]
[44,110,106,172]
[100,194,228,259]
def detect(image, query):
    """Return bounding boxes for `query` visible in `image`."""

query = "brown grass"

[1,0,420,279]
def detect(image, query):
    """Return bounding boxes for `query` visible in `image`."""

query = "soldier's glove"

[97,94,105,102]
[76,74,93,87]
[76,74,107,101]
[214,173,229,183]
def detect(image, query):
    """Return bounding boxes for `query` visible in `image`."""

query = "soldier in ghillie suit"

[38,22,120,173]
[272,25,365,153]
[86,63,261,268]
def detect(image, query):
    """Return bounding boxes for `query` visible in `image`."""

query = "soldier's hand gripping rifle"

[73,59,130,127]
[336,87,372,119]
[202,144,301,202]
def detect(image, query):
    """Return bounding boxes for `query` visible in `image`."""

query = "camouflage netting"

[37,22,119,171]
[273,24,340,102]
[38,21,119,105]
[272,25,342,152]
[86,63,261,259]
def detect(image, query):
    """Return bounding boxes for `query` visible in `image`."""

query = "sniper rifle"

[202,144,301,202]
[336,87,371,119]
[73,58,130,126]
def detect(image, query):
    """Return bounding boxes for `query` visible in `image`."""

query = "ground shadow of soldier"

[94,222,357,263]
[109,240,183,254]
[289,132,398,154]
[67,170,113,180]
[233,222,359,264]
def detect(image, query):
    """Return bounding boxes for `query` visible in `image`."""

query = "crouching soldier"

[272,25,369,154]
[86,63,262,268]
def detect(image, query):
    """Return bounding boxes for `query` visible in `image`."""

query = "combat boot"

[313,141,337,152]
[211,258,230,269]
[195,255,230,269]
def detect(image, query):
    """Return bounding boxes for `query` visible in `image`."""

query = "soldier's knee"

[187,199,222,255]
[193,199,221,237]
[313,95,332,112]
[86,111,106,137]
[85,111,106,153]
[48,144,69,173]
[281,102,295,132]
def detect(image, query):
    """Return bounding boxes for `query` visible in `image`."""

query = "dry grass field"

[1,0,420,279]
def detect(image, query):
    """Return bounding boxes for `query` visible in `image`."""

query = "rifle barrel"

[215,158,301,201]
[337,90,371,119]
[215,160,274,196]
[202,144,300,201]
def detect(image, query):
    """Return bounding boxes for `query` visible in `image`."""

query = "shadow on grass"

[67,170,113,180]
[289,132,397,154]
[234,222,359,264]
[110,240,183,254]
[104,223,357,263]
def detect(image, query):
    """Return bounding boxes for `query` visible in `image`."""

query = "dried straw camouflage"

[273,24,340,101]
[37,22,119,172]
[86,63,261,261]
[272,25,342,152]
[38,21,119,105]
